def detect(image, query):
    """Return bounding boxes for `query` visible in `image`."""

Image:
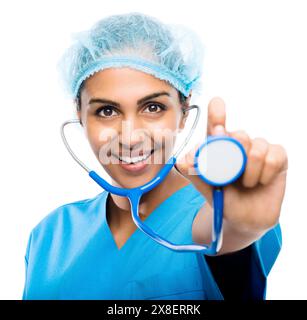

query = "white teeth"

[119,152,152,164]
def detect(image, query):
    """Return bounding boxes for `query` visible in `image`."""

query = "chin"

[111,163,164,189]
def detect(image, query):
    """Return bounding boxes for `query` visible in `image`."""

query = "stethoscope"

[60,105,247,255]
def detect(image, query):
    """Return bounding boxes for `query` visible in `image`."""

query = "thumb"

[211,124,227,136]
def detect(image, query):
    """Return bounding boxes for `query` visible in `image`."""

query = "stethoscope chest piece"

[61,111,247,254]
[193,135,247,253]
[194,135,247,187]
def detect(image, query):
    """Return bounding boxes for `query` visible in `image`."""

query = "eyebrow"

[88,91,171,107]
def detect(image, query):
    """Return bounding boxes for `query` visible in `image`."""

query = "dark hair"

[75,81,188,112]
[75,81,85,112]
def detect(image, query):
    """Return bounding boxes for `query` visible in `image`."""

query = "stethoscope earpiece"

[61,108,247,255]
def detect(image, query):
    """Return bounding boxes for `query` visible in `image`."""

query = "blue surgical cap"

[57,12,205,99]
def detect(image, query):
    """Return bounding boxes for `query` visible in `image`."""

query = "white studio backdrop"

[0,0,305,299]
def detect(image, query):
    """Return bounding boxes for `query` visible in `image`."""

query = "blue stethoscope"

[61,105,247,255]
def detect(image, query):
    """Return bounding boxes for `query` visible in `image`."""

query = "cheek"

[85,122,118,157]
[150,118,178,131]
[86,126,101,156]
[150,112,180,147]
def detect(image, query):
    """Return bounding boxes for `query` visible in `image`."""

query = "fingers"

[260,144,288,185]
[230,134,288,188]
[207,97,227,136]
[180,94,289,200]
[228,130,252,155]
[241,138,270,188]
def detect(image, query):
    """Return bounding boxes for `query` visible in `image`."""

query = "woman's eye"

[96,106,119,118]
[143,103,165,114]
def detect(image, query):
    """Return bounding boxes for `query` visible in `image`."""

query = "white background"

[0,0,306,299]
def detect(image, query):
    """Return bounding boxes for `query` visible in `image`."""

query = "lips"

[113,149,154,164]
[111,149,155,173]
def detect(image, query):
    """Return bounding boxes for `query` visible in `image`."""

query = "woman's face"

[78,67,189,188]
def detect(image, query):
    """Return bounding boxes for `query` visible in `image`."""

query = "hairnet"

[57,12,205,100]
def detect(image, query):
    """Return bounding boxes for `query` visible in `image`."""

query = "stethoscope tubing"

[60,105,224,254]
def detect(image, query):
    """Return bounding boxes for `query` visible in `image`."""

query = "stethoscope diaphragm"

[194,135,247,187]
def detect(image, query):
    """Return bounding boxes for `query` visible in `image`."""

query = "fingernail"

[213,125,225,135]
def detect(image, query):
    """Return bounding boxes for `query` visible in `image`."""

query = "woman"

[22,12,288,300]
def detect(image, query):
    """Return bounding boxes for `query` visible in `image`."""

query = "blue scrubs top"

[22,183,282,300]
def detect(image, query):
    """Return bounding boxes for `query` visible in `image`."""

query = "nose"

[119,118,150,153]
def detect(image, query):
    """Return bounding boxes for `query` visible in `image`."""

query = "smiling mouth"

[113,149,155,164]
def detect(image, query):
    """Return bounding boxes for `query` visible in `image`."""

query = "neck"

[106,168,191,229]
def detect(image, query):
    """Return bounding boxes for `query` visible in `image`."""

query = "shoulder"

[29,191,108,246]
